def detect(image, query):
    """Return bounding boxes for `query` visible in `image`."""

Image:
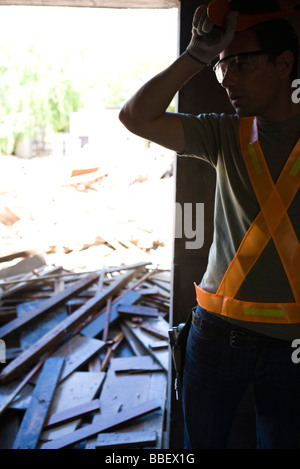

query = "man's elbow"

[118,105,129,127]
[119,105,144,136]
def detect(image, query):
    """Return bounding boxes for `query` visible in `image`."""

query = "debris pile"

[0,252,171,449]
[0,146,174,272]
[0,131,174,449]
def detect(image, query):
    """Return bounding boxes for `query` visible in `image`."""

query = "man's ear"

[275,50,294,79]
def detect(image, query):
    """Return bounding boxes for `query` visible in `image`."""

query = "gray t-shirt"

[179,112,300,340]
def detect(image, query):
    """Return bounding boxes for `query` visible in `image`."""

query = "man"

[119,3,300,449]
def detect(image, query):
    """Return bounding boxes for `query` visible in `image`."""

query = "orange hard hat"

[207,0,300,31]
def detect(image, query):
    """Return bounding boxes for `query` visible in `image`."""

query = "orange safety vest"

[195,116,300,324]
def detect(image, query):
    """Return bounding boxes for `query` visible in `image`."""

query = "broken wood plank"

[0,206,20,226]
[40,399,160,449]
[124,318,169,372]
[65,298,85,314]
[135,287,160,295]
[18,300,68,350]
[113,356,163,374]
[52,335,105,382]
[0,267,145,384]
[0,272,99,340]
[95,430,157,449]
[44,399,100,429]
[150,270,171,282]
[0,254,45,279]
[96,360,152,420]
[0,261,150,282]
[102,296,112,342]
[0,265,63,299]
[101,331,124,372]
[119,322,146,356]
[0,381,33,411]
[106,261,151,274]
[41,371,105,442]
[43,334,105,382]
[88,355,102,372]
[71,167,99,177]
[12,357,65,449]
[0,249,40,264]
[0,307,17,324]
[0,350,53,417]
[80,289,142,339]
[140,323,169,340]
[86,356,167,450]
[149,277,171,293]
[149,342,169,351]
[117,304,159,318]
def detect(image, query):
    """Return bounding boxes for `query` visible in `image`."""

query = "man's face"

[218,29,282,119]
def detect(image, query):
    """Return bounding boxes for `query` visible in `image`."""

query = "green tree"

[0,42,84,154]
[0,40,174,155]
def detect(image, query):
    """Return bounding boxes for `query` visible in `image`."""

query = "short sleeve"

[178,112,239,169]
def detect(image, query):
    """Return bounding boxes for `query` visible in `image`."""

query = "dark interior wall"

[168,0,234,449]
[171,0,234,328]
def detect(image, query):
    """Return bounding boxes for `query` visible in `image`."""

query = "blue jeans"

[182,305,300,449]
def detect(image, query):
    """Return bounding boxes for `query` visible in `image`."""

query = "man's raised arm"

[119,6,238,154]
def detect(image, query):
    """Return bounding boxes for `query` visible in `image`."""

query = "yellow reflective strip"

[247,143,261,174]
[290,155,300,177]
[244,308,285,318]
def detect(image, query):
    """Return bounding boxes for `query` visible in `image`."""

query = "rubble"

[0,231,172,454]
[0,254,171,449]
[0,129,174,449]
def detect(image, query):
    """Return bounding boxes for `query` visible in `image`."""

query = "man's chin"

[232,106,255,117]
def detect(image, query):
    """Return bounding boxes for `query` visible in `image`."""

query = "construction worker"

[119,1,300,449]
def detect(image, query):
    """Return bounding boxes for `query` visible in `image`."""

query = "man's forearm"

[119,52,204,133]
[119,6,237,152]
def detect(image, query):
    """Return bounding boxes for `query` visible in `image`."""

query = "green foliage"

[0,40,173,155]
[0,42,84,154]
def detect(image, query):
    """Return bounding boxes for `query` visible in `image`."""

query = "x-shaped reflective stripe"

[217,117,300,302]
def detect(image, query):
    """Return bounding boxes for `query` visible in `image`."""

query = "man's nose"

[221,67,238,88]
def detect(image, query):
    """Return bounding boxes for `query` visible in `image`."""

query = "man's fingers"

[192,5,207,34]
[202,15,215,34]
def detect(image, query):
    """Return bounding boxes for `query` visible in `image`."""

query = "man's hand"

[186,5,238,64]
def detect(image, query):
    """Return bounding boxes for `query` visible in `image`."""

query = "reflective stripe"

[195,283,300,324]
[247,142,261,174]
[290,155,300,177]
[240,118,300,303]
[195,116,300,324]
[244,308,285,318]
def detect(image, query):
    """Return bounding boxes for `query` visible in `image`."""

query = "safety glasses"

[213,50,269,84]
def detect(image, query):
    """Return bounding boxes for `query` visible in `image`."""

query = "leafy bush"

[0,42,83,155]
